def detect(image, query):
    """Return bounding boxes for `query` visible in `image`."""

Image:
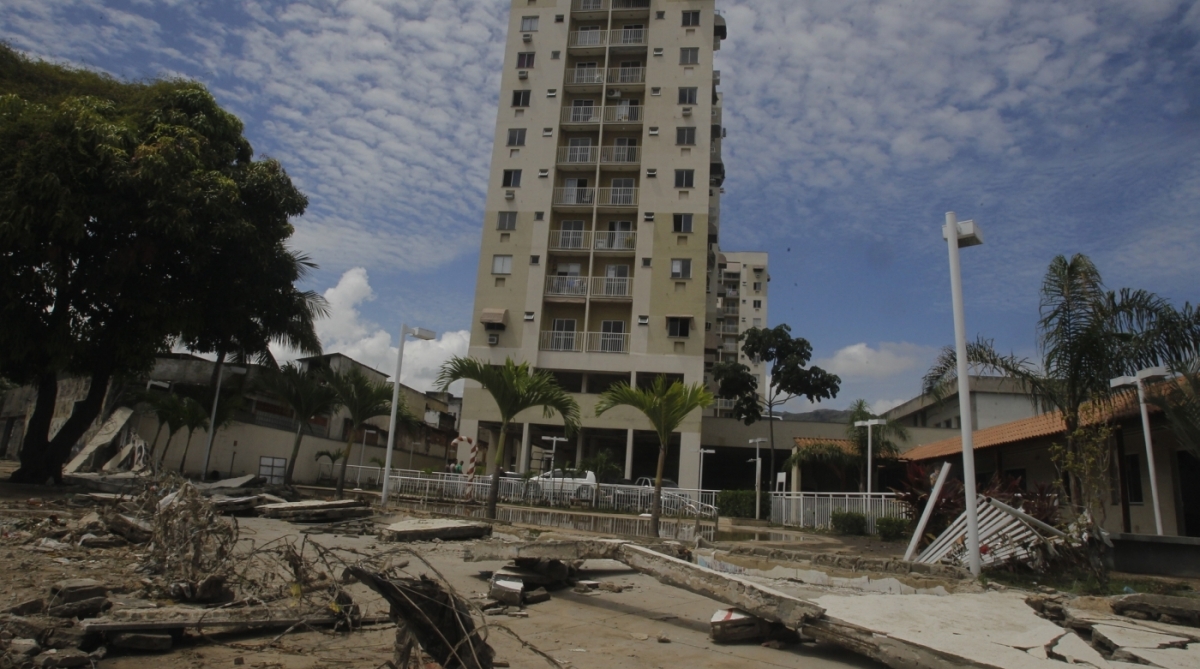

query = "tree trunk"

[31,370,112,485]
[335,432,354,499]
[177,432,194,474]
[12,372,60,483]
[158,430,177,473]
[485,422,509,519]
[767,402,776,493]
[285,425,304,486]
[650,440,668,538]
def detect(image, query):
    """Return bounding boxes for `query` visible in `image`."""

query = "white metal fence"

[770,492,908,534]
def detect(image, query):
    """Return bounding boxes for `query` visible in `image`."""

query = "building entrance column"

[518,422,532,474]
[624,428,634,480]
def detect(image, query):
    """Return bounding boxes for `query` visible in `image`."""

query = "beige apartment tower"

[458,0,763,489]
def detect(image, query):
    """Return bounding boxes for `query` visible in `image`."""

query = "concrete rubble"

[381,518,492,542]
[255,498,373,522]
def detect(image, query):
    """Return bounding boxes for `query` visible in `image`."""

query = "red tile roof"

[793,437,856,454]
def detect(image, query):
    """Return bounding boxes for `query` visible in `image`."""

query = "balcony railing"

[597,187,638,206]
[594,230,636,250]
[600,145,639,164]
[725,288,739,298]
[572,0,608,11]
[602,105,643,123]
[721,342,738,352]
[607,67,645,84]
[610,28,646,46]
[545,276,588,297]
[566,68,605,85]
[548,230,591,250]
[561,106,601,124]
[716,398,736,410]
[587,331,630,353]
[590,276,632,298]
[722,305,739,316]
[540,331,583,352]
[568,30,607,48]
[557,146,597,164]
[553,187,596,205]
[612,0,651,9]
[719,324,739,334]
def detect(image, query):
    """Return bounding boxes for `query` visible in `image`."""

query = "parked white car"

[533,470,597,500]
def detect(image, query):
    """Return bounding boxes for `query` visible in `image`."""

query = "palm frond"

[438,356,580,435]
[594,375,713,446]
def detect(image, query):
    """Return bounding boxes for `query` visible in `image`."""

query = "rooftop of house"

[885,375,1034,421]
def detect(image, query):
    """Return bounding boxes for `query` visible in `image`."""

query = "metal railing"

[610,28,646,46]
[572,0,607,11]
[548,229,591,250]
[566,68,605,85]
[724,288,739,298]
[553,187,596,205]
[600,145,639,164]
[545,275,588,297]
[607,67,645,84]
[721,342,737,352]
[561,106,601,124]
[602,105,643,123]
[556,146,597,164]
[719,324,739,334]
[568,30,607,48]
[770,492,908,534]
[594,230,636,250]
[540,330,583,352]
[722,305,738,316]
[589,276,632,297]
[612,0,650,9]
[586,331,630,353]
[597,187,638,206]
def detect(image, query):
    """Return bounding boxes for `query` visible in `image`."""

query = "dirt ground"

[0,480,884,669]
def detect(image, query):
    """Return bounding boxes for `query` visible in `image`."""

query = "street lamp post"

[749,437,766,520]
[1110,366,1169,535]
[200,364,247,479]
[542,435,569,501]
[380,324,437,505]
[943,211,985,577]
[854,418,886,493]
[699,448,715,490]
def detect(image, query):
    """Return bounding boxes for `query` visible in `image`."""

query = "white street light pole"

[201,365,246,479]
[699,448,715,490]
[380,324,436,505]
[749,438,766,520]
[1110,366,1169,535]
[854,418,886,493]
[943,211,985,577]
[542,435,568,500]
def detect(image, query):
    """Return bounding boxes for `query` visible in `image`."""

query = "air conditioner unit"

[505,190,515,199]
[518,70,529,79]
[487,334,499,346]
[643,212,655,221]
[607,89,621,98]
[522,33,532,42]
[682,107,692,116]
[645,168,657,177]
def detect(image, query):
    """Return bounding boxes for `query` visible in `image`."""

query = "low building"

[885,376,1041,431]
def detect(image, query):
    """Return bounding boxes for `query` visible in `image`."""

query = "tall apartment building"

[711,251,768,417]
[457,0,738,488]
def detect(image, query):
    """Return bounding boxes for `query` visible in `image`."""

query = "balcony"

[724,288,739,298]
[545,276,588,298]
[716,398,736,410]
[602,106,643,124]
[713,70,721,85]
[560,106,601,126]
[557,146,597,165]
[597,187,638,207]
[548,229,591,251]
[540,330,583,352]
[721,342,738,353]
[539,331,630,354]
[594,230,636,251]
[568,30,607,49]
[586,331,630,353]
[719,323,739,334]
[590,276,632,299]
[610,28,646,47]
[599,145,639,165]
[572,0,608,13]
[566,67,605,86]
[722,305,738,316]
[607,67,645,85]
[553,187,596,207]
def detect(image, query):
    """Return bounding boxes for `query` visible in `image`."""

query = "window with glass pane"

[521,16,538,31]
[680,47,699,64]
[676,127,696,145]
[678,87,698,104]
[682,10,700,26]
[512,90,531,107]
[497,212,517,230]
[492,255,513,274]
[517,52,535,68]
[673,213,693,233]
[753,300,762,308]
[667,317,691,337]
[503,170,522,187]
[674,169,694,188]
[507,129,526,146]
[671,258,691,278]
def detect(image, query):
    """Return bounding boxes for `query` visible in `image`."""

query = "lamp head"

[409,327,437,341]
[1109,375,1136,389]
[943,219,983,248]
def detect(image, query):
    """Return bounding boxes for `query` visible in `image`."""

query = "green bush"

[831,511,867,535]
[875,516,909,541]
[716,490,770,518]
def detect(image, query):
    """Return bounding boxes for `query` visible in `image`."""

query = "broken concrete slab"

[8,638,41,656]
[8,599,45,616]
[48,579,106,605]
[110,632,173,651]
[523,587,550,605]
[1064,606,1200,643]
[256,499,372,522]
[195,474,262,491]
[1116,644,1200,669]
[105,514,152,543]
[696,547,959,596]
[381,518,492,542]
[488,575,524,607]
[1046,629,1113,667]
[464,538,629,563]
[46,597,109,619]
[33,648,91,668]
[78,605,377,633]
[43,626,86,650]
[1112,594,1200,627]
[1,615,55,642]
[1090,623,1190,651]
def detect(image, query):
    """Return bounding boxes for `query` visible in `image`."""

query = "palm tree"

[149,394,188,473]
[595,375,713,536]
[135,391,180,472]
[174,397,211,474]
[1147,356,1200,458]
[923,254,1199,506]
[327,367,394,499]
[783,442,858,491]
[262,363,342,485]
[437,357,581,519]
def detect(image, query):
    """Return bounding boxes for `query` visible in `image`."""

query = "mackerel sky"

[4,1,1199,412]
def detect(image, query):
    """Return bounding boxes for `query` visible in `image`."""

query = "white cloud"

[816,342,934,379]
[870,398,907,415]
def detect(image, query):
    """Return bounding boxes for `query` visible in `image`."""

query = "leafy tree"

[844,399,908,491]
[0,45,316,484]
[437,357,581,519]
[262,364,342,485]
[712,324,841,489]
[578,449,623,484]
[326,367,395,499]
[923,254,1200,506]
[1146,356,1200,459]
[595,376,713,536]
[172,397,211,475]
[783,442,858,490]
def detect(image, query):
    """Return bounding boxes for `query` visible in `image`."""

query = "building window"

[670,258,692,278]
[512,90,531,107]
[530,255,540,265]
[680,47,699,65]
[259,456,287,485]
[521,16,539,31]
[1125,454,1144,504]
[507,128,527,146]
[502,169,522,187]
[492,255,513,275]
[673,213,693,233]
[678,87,698,104]
[676,127,696,145]
[682,10,700,26]
[674,169,694,188]
[753,300,762,308]
[497,211,517,230]
[752,318,762,327]
[753,281,762,291]
[517,52,535,68]
[667,317,691,338]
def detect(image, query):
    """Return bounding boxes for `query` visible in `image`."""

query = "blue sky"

[4,1,1199,411]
